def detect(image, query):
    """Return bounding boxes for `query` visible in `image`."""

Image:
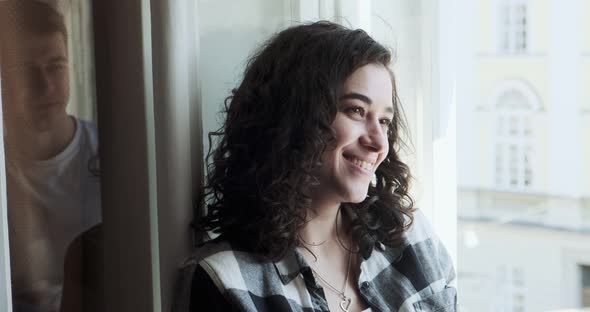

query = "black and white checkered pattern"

[174,210,457,312]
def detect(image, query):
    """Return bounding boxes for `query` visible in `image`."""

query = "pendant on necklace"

[339,296,352,312]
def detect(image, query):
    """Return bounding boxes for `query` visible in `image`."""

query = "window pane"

[0,1,102,311]
[498,1,528,53]
[197,0,290,156]
[459,0,590,311]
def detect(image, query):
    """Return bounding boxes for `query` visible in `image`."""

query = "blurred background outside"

[456,0,590,311]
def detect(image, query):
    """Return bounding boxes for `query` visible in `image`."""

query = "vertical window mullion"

[0,78,13,312]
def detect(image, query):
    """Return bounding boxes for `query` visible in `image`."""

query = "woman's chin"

[345,191,369,204]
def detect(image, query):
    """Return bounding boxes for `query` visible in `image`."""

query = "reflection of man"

[0,1,101,311]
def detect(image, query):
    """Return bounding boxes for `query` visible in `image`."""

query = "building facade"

[458,0,590,310]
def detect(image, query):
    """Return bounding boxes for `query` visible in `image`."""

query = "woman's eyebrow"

[339,92,372,104]
[339,92,394,113]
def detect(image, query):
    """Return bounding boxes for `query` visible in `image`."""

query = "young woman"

[178,21,457,312]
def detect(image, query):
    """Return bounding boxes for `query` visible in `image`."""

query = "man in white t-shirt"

[0,1,101,311]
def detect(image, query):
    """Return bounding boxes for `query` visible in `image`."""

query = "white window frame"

[430,0,458,266]
[0,68,14,311]
[493,265,527,311]
[488,79,542,193]
[496,0,530,54]
[494,111,534,189]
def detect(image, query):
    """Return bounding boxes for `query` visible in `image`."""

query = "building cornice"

[458,216,590,235]
[459,187,590,201]
[476,52,547,58]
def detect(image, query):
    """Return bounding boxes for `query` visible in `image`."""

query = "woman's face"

[316,63,394,204]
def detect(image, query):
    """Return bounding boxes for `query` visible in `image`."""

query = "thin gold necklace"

[309,251,352,312]
[298,232,328,246]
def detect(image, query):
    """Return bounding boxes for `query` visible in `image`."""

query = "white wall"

[547,0,583,198]
[459,220,590,311]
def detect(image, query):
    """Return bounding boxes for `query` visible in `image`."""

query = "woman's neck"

[299,199,344,248]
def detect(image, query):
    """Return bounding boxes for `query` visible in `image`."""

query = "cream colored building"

[457,0,590,311]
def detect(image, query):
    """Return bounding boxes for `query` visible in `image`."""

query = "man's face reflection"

[2,32,69,132]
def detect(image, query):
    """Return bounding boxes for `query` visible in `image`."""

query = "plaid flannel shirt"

[174,210,457,312]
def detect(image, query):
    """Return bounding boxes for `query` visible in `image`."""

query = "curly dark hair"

[197,21,414,261]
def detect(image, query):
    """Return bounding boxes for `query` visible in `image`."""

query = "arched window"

[492,81,540,190]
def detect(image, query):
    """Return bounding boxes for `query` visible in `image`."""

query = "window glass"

[459,0,590,310]
[0,1,101,311]
[198,0,291,156]
[498,0,528,53]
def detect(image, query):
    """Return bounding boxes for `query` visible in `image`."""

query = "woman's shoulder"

[400,209,456,285]
[175,237,289,311]
[371,209,457,311]
[173,238,245,312]
[371,209,447,259]
[180,238,244,278]
[184,237,267,267]
[187,238,232,262]
[181,237,272,288]
[371,209,455,284]
[174,237,243,312]
[403,209,438,245]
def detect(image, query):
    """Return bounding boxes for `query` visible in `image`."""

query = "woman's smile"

[343,154,375,176]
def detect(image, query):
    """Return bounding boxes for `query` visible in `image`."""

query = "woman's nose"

[360,120,388,153]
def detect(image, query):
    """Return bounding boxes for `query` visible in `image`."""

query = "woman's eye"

[380,119,392,127]
[347,106,365,117]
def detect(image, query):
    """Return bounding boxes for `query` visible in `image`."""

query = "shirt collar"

[272,241,407,285]
[273,248,311,285]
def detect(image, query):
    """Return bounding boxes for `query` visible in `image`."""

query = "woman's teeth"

[352,158,373,171]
